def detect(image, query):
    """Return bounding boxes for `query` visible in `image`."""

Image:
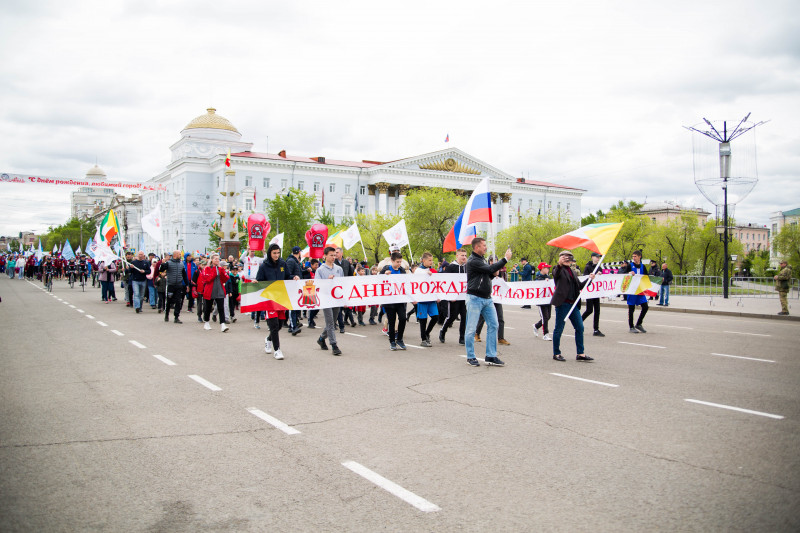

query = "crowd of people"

[1,242,685,365]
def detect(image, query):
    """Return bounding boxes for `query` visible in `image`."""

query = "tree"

[496,213,580,267]
[264,188,316,255]
[651,212,701,274]
[401,188,467,260]
[355,212,401,264]
[601,202,649,261]
[40,217,97,253]
[774,223,800,273]
[316,208,336,227]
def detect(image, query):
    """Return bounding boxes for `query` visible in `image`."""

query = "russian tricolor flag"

[443,177,492,252]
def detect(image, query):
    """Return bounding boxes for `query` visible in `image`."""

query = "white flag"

[269,232,284,250]
[93,240,120,265]
[141,203,163,242]
[341,222,362,250]
[382,219,409,249]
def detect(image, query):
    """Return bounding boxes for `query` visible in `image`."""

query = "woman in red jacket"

[200,253,230,332]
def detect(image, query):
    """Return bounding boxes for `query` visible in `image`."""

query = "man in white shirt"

[241,249,263,282]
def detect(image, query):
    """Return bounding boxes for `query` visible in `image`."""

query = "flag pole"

[406,243,414,264]
[360,241,368,263]
[562,253,606,322]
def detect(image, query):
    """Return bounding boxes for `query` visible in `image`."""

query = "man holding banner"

[551,250,595,362]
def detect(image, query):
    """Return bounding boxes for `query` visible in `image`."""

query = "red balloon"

[305,223,328,258]
[247,214,270,251]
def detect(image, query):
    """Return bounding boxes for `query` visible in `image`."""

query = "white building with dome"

[141,108,586,253]
[71,165,116,219]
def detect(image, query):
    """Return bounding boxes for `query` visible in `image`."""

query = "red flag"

[225,149,231,168]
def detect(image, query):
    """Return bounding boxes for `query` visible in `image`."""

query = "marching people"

[550,250,594,362]
[199,253,230,333]
[285,246,304,335]
[464,238,512,367]
[475,267,510,345]
[533,262,552,340]
[227,264,241,323]
[97,259,117,302]
[658,262,673,306]
[184,253,198,312]
[315,246,344,356]
[412,252,439,347]
[256,243,301,359]
[581,252,605,337]
[335,247,357,332]
[160,250,189,324]
[519,257,534,308]
[192,258,207,323]
[380,251,408,351]
[439,248,468,345]
[128,251,150,313]
[155,268,167,313]
[620,250,649,333]
[775,259,792,315]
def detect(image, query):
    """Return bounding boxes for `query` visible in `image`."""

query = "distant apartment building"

[637,201,711,225]
[770,207,800,267]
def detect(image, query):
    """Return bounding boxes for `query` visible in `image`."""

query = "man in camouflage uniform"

[774,260,792,315]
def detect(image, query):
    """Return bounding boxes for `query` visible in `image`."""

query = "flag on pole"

[141,203,163,242]
[36,240,44,264]
[76,245,82,256]
[321,189,325,208]
[443,177,491,252]
[52,244,58,254]
[445,133,449,143]
[99,209,125,247]
[62,239,76,260]
[269,232,284,250]
[225,148,231,168]
[86,237,97,258]
[546,222,625,255]
[382,219,410,249]
[341,222,362,250]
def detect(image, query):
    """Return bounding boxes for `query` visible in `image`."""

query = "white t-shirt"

[241,255,263,281]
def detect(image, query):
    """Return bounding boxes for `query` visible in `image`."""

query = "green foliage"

[355,212,401,264]
[9,239,20,251]
[265,188,316,256]
[774,223,800,272]
[316,208,336,227]
[401,188,467,260]
[496,213,580,267]
[39,217,97,252]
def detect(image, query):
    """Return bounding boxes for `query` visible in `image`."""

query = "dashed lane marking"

[152,354,176,366]
[247,408,301,435]
[76,309,85,313]
[685,399,783,420]
[341,460,440,513]
[711,353,775,363]
[110,329,123,336]
[188,375,221,391]
[724,331,771,337]
[96,321,108,327]
[344,332,367,338]
[618,341,666,349]
[68,304,76,308]
[129,340,146,349]
[85,315,95,319]
[550,373,619,388]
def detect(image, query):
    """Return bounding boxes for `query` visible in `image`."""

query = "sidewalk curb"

[603,302,800,322]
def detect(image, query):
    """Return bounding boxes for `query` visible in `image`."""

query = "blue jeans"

[465,294,498,360]
[659,284,670,305]
[131,280,146,309]
[147,280,157,307]
[553,303,585,356]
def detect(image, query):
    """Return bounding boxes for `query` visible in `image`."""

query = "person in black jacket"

[256,243,300,360]
[159,250,189,324]
[658,262,673,306]
[335,247,357,331]
[439,249,468,345]
[551,250,594,362]
[285,246,304,334]
[464,238,512,367]
[580,252,604,337]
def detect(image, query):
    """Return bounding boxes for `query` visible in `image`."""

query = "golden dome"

[183,108,239,133]
[86,164,107,178]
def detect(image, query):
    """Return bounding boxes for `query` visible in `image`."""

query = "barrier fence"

[671,276,799,298]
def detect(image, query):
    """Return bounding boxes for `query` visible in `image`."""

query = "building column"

[500,193,512,230]
[368,186,376,215]
[376,182,390,215]
[397,185,410,214]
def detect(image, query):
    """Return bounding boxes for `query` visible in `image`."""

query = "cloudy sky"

[1,0,798,236]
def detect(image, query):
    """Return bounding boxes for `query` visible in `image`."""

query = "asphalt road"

[1,277,799,532]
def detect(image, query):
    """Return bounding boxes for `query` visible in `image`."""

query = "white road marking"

[247,408,301,435]
[68,304,76,308]
[344,332,367,338]
[110,329,123,336]
[129,340,146,349]
[724,331,771,337]
[618,341,666,349]
[505,326,515,330]
[188,375,221,391]
[341,460,441,512]
[152,354,176,366]
[402,343,425,349]
[603,319,627,323]
[685,399,784,420]
[654,324,693,329]
[96,321,108,327]
[711,353,775,363]
[550,373,619,388]
[458,355,487,363]
[85,315,95,319]
[56,298,62,301]
[76,309,85,313]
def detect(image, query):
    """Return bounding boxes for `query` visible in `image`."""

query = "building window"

[281,179,288,190]
[359,205,365,214]
[314,182,320,192]
[216,177,219,188]
[360,186,366,195]
[528,199,533,208]
[557,202,561,210]
[263,178,270,188]
[566,203,570,211]
[329,183,335,193]
[344,204,351,216]
[330,203,336,215]
[298,181,304,191]
[245,176,252,187]
[547,201,552,209]
[246,199,253,210]
[345,184,351,194]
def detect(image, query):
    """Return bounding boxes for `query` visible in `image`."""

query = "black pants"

[437,301,449,324]
[440,300,466,341]
[157,291,166,311]
[337,308,355,328]
[308,309,319,324]
[126,281,133,305]
[477,303,505,339]
[165,286,185,318]
[228,295,237,318]
[535,305,552,334]
[266,317,282,349]
[628,302,648,328]
[582,298,601,331]
[384,303,406,343]
[203,297,226,323]
[186,292,195,311]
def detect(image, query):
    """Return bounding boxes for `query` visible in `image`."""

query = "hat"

[538,262,551,270]
[389,243,400,252]
[591,252,602,258]
[292,246,302,254]
[559,250,574,258]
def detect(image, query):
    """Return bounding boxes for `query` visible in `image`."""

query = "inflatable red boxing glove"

[247,214,270,251]
[305,223,328,258]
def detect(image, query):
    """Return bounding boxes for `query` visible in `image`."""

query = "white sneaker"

[274,349,284,360]
[543,333,552,341]
[264,338,273,354]
[221,323,229,333]
[533,324,540,337]
[204,322,211,331]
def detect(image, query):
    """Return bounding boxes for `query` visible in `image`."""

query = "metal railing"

[671,276,799,298]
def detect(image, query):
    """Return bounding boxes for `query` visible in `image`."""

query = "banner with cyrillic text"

[241,273,658,312]
[1,173,167,191]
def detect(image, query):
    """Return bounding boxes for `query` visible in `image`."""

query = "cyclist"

[66,258,78,287]
[77,255,89,288]
[42,256,55,290]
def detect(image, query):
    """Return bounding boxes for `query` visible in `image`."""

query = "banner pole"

[561,253,606,323]
[406,243,414,264]
[360,241,368,263]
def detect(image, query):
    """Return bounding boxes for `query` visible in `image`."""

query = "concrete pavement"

[1,276,799,531]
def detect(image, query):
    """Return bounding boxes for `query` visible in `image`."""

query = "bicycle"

[68,272,75,289]
[45,272,53,292]
[80,272,87,292]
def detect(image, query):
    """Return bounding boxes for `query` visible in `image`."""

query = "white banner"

[141,203,164,242]
[269,232,284,249]
[382,219,409,249]
[1,173,167,191]
[341,223,362,249]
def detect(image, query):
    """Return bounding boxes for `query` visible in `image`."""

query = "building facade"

[71,166,117,219]
[770,207,800,266]
[141,108,585,253]
[733,223,770,254]
[637,201,711,225]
